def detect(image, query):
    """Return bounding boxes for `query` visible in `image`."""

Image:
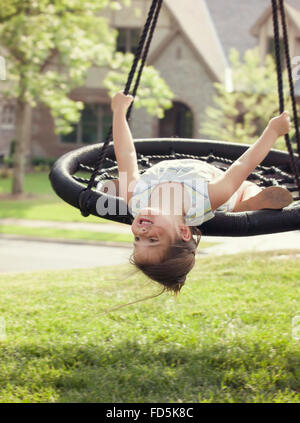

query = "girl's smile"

[138,217,153,226]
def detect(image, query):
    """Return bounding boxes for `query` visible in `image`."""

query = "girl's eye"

[149,238,158,243]
[134,236,140,241]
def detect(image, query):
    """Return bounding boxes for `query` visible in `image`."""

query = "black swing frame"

[49,0,300,236]
[50,137,300,236]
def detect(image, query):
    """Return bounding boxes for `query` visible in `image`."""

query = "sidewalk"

[0,237,131,273]
[200,231,300,255]
[0,218,299,273]
[1,218,300,253]
[0,218,131,234]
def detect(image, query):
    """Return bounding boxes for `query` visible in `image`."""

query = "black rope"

[271,0,300,195]
[278,0,300,157]
[87,0,159,190]
[272,0,284,110]
[74,149,299,199]
[78,0,300,217]
[125,0,163,118]
[79,0,162,216]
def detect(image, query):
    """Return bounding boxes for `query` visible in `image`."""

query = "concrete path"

[0,218,131,234]
[201,231,300,255]
[0,237,131,273]
[0,218,299,273]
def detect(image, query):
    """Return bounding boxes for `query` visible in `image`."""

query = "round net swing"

[49,0,300,237]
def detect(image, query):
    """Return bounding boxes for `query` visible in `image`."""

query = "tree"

[0,0,173,194]
[103,52,173,119]
[200,48,298,151]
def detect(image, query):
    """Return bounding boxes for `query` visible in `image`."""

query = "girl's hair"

[130,227,201,295]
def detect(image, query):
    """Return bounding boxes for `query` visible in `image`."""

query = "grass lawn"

[0,198,109,223]
[0,250,299,403]
[0,225,134,244]
[0,172,107,223]
[0,172,52,196]
[0,173,218,247]
[0,225,216,248]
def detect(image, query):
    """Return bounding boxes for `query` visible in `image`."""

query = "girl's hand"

[111,91,134,113]
[268,111,291,137]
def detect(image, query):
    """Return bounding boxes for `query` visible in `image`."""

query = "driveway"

[0,226,299,273]
[0,237,131,273]
[201,231,300,255]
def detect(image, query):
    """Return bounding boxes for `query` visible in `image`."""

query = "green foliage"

[201,48,299,150]
[0,251,299,402]
[1,0,116,132]
[31,157,56,171]
[0,172,109,223]
[0,0,173,134]
[0,167,12,179]
[0,224,134,243]
[104,52,174,118]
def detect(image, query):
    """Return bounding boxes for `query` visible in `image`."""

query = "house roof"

[287,2,300,31]
[251,2,300,36]
[163,0,228,82]
[206,0,300,58]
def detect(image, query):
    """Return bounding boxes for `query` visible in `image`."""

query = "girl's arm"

[208,112,291,211]
[111,92,139,202]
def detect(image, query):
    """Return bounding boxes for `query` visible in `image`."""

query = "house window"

[116,28,141,54]
[159,102,194,138]
[268,38,285,64]
[61,104,112,144]
[1,104,15,129]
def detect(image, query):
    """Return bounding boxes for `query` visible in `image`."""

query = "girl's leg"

[207,163,293,212]
[239,181,262,202]
[233,181,293,212]
[232,181,261,212]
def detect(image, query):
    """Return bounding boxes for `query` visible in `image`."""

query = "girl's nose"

[138,226,148,233]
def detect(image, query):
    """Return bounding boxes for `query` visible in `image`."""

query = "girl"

[109,91,293,294]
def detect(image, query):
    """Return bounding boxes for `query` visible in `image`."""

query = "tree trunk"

[12,100,32,194]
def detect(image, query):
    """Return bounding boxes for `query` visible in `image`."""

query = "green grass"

[0,225,134,244]
[0,173,218,246]
[0,172,111,223]
[0,198,107,223]
[0,225,217,248]
[0,250,299,403]
[0,172,51,195]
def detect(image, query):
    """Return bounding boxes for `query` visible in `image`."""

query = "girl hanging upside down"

[108,91,293,294]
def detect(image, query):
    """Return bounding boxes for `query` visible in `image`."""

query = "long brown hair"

[130,227,201,294]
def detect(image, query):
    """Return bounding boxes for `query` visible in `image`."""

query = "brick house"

[0,0,299,160]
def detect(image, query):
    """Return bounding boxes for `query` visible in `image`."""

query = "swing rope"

[79,0,163,217]
[49,1,300,235]
[78,0,300,216]
[278,0,300,157]
[271,0,300,195]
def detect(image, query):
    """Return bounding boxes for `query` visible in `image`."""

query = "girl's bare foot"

[233,186,293,212]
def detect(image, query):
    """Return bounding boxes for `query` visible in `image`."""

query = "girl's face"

[131,208,190,264]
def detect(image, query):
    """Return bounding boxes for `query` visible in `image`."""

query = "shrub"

[31,157,56,171]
